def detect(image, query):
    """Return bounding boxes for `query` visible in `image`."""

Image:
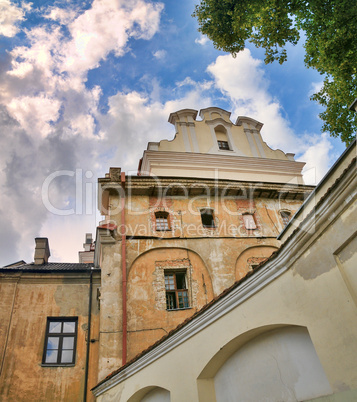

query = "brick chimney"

[34,237,50,265]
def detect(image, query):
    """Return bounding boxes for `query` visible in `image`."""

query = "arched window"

[280,210,291,227]
[155,211,170,231]
[215,125,230,150]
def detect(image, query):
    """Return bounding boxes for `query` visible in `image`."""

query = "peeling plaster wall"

[97,190,306,378]
[127,248,214,359]
[0,273,100,402]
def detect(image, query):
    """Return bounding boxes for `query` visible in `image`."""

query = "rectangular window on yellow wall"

[42,317,77,366]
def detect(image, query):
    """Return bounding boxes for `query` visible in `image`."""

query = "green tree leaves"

[193,0,357,144]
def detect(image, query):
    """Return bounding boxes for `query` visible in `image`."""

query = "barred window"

[155,211,170,231]
[42,318,77,365]
[165,271,189,310]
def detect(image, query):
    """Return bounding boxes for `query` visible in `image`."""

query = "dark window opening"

[42,318,77,365]
[201,209,215,228]
[165,272,189,310]
[280,211,291,227]
[155,211,170,231]
[218,140,230,150]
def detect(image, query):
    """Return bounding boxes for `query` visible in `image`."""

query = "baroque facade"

[95,108,313,379]
[1,107,356,401]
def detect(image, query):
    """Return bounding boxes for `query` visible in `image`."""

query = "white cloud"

[206,50,334,183]
[44,6,79,25]
[309,81,323,97]
[207,50,298,150]
[0,0,30,37]
[195,35,209,46]
[7,94,61,138]
[153,49,166,60]
[0,0,165,265]
[298,133,333,184]
[62,0,164,75]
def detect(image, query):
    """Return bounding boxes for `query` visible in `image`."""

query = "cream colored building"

[92,136,357,401]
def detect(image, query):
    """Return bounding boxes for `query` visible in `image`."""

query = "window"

[215,125,230,150]
[218,140,230,150]
[155,211,170,231]
[165,271,189,310]
[280,210,291,227]
[201,208,215,228]
[242,213,257,230]
[42,318,77,365]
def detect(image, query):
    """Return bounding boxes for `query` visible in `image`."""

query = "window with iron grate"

[155,211,170,231]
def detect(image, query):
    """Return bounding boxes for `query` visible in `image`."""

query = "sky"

[0,0,346,266]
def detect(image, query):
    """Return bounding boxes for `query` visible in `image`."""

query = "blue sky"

[0,0,345,265]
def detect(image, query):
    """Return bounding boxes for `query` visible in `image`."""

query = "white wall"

[214,327,332,402]
[141,388,170,402]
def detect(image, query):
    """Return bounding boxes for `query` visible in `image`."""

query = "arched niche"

[126,247,214,359]
[127,386,170,402]
[214,326,332,401]
[214,124,231,150]
[198,325,332,402]
[235,245,278,281]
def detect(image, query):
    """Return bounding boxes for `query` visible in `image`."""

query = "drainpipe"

[121,172,127,365]
[83,269,93,402]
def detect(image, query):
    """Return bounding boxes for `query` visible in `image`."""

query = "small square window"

[242,214,257,230]
[43,318,77,366]
[218,140,230,150]
[201,208,215,228]
[165,272,189,310]
[155,211,170,231]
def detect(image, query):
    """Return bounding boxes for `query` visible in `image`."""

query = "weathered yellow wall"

[127,248,214,359]
[0,273,100,402]
[97,188,305,379]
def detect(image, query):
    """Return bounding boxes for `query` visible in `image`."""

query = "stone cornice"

[140,150,304,176]
[98,175,314,199]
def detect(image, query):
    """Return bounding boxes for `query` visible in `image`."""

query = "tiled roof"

[0,262,97,272]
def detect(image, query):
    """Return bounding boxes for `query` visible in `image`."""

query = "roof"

[0,262,97,272]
